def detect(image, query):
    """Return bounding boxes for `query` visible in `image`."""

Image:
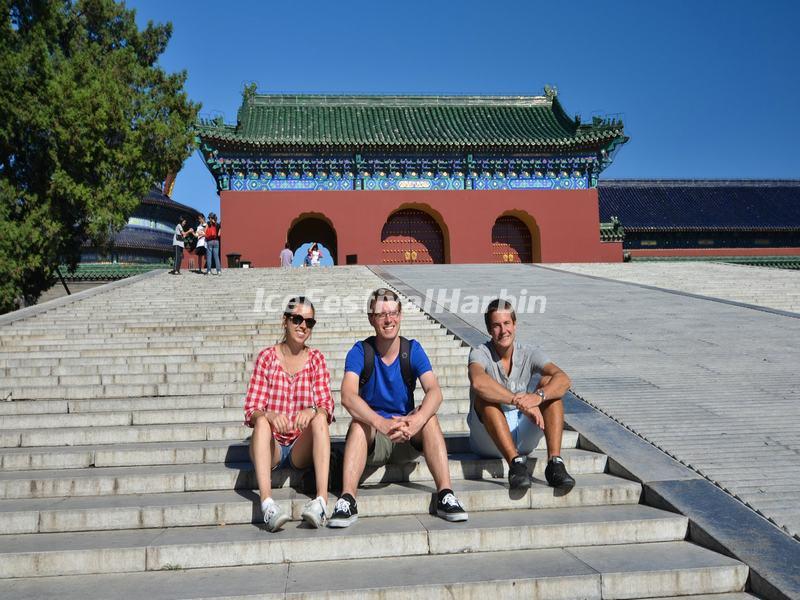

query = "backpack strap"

[359,336,376,396]
[398,336,416,402]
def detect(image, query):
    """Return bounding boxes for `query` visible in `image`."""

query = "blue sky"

[127,0,800,216]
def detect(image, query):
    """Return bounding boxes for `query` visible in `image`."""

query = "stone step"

[0,542,750,599]
[9,319,457,337]
[0,346,470,369]
[0,472,637,534]
[0,365,469,389]
[0,397,477,431]
[2,317,440,334]
[0,363,469,391]
[3,354,471,378]
[0,412,480,448]
[0,448,606,499]
[0,386,468,416]
[0,320,444,337]
[0,400,472,428]
[0,330,456,350]
[2,374,471,401]
[3,311,434,326]
[1,318,443,331]
[0,505,689,578]
[2,323,459,335]
[0,431,580,470]
[0,339,464,361]
[0,337,458,356]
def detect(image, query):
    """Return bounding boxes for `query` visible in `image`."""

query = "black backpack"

[359,336,416,402]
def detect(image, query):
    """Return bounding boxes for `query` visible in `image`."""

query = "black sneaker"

[328,494,358,528]
[508,456,532,490]
[436,491,468,522]
[545,456,576,490]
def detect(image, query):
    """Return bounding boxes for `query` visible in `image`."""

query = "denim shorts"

[272,440,296,471]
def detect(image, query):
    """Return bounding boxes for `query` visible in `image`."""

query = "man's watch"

[535,389,546,402]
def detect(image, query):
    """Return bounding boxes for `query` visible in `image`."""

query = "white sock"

[261,498,275,513]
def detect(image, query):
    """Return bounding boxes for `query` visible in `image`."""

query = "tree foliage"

[0,0,199,312]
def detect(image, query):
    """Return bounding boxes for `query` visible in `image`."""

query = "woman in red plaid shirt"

[244,296,334,531]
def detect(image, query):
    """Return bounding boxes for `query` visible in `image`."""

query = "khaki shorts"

[366,432,422,466]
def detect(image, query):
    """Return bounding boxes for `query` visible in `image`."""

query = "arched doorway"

[492,215,533,263]
[288,216,338,265]
[381,209,445,264]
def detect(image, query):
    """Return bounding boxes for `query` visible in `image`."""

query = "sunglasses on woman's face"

[284,312,317,329]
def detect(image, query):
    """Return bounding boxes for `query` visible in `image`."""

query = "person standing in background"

[194,215,207,274]
[309,242,323,267]
[279,242,294,267]
[205,213,222,275]
[169,216,192,275]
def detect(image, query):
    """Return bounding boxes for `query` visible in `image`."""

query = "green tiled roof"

[61,263,164,281]
[600,218,625,243]
[197,91,625,151]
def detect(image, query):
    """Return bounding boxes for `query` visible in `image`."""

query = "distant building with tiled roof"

[80,186,203,264]
[598,180,800,257]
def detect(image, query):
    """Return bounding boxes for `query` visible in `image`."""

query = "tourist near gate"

[196,87,628,266]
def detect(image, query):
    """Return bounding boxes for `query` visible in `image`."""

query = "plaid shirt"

[243,345,334,446]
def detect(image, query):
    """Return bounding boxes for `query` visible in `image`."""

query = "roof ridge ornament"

[544,85,558,101]
[243,82,258,106]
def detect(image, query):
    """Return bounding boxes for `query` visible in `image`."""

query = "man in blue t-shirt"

[328,288,468,527]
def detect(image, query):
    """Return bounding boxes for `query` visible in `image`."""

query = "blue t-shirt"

[344,338,432,417]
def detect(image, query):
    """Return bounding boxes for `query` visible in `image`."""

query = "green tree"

[0,0,199,312]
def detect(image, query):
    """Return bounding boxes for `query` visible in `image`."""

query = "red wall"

[220,188,621,266]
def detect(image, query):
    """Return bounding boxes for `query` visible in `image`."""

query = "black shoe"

[508,456,532,490]
[545,456,576,490]
[328,494,358,528]
[436,491,468,522]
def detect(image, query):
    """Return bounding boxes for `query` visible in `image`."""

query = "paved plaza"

[549,262,800,313]
[384,263,800,540]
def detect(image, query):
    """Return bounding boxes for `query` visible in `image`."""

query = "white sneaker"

[300,496,328,528]
[262,499,290,532]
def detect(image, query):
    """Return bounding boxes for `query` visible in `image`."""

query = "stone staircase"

[0,267,755,598]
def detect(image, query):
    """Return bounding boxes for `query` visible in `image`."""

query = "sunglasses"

[284,312,317,329]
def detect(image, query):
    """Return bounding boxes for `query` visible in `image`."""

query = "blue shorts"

[467,406,544,459]
[272,441,296,471]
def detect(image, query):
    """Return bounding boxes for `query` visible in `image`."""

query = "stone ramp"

[0,267,752,598]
